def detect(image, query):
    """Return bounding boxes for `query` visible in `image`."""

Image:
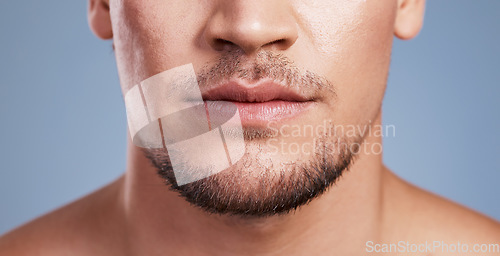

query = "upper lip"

[201,79,311,103]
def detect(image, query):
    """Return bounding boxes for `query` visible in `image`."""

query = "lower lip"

[226,100,314,125]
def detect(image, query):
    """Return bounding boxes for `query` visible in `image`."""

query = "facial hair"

[143,51,363,217]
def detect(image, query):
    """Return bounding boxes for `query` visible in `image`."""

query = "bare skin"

[1,0,499,255]
[1,117,498,255]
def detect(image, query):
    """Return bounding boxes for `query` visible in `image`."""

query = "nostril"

[212,38,236,51]
[263,39,289,50]
[270,39,286,45]
[216,38,234,44]
[215,38,235,47]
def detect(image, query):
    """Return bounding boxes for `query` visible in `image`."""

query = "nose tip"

[203,2,298,55]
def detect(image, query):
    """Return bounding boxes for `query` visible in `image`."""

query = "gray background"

[0,1,499,234]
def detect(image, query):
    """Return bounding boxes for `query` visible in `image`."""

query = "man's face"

[92,0,419,216]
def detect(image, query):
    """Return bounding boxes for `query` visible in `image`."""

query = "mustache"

[196,51,336,96]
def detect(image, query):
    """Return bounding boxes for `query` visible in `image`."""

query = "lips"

[201,79,315,125]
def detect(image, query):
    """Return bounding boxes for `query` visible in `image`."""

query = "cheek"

[110,0,208,92]
[297,0,397,123]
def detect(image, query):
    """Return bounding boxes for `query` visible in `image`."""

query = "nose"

[203,0,299,55]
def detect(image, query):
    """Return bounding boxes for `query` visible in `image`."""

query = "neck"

[118,117,386,255]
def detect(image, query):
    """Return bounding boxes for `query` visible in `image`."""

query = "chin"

[144,134,361,217]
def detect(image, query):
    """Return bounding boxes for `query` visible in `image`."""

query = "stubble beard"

[142,51,362,217]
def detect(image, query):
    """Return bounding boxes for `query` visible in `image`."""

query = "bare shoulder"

[382,170,500,255]
[0,177,126,256]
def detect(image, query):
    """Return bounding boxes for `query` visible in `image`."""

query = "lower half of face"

[112,0,396,216]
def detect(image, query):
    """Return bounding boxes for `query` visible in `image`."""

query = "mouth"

[201,79,315,125]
